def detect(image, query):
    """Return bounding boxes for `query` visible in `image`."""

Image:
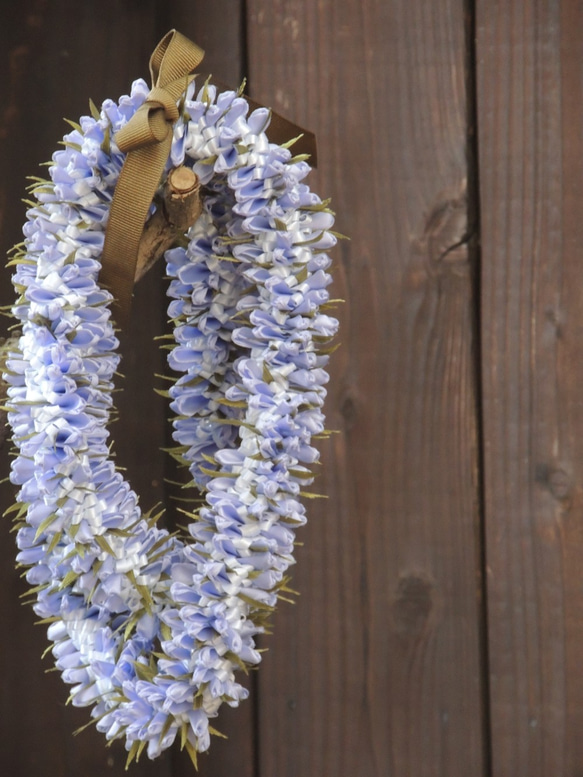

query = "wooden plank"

[477,1,583,774]
[162,0,245,86]
[247,1,486,775]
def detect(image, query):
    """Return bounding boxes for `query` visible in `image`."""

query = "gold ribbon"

[100,30,204,322]
[100,30,318,324]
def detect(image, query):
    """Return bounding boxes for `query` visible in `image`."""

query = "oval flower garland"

[3,76,338,764]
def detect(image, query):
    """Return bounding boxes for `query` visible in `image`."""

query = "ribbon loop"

[99,31,204,322]
[147,86,181,121]
[114,105,166,152]
[113,42,199,156]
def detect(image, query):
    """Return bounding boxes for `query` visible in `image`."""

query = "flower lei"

[2,76,338,765]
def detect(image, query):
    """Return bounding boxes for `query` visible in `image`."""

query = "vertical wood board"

[477,0,583,774]
[247,2,487,775]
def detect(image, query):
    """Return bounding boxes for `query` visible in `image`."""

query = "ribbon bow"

[100,30,204,320]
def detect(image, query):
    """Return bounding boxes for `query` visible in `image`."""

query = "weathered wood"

[135,167,202,283]
[162,0,246,87]
[247,1,486,775]
[477,1,583,774]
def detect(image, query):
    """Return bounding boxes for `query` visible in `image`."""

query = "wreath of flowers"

[2,76,338,766]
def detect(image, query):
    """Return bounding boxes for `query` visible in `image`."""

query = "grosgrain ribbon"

[100,30,318,323]
[99,30,204,321]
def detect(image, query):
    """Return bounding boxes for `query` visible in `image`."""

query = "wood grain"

[247,2,487,775]
[477,1,583,774]
[162,0,246,86]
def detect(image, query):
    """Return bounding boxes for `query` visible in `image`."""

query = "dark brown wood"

[477,1,583,774]
[247,2,486,775]
[162,0,246,87]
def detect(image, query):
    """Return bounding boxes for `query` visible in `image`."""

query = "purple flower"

[3,69,339,762]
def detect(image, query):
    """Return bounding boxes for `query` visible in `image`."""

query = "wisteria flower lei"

[2,78,338,765]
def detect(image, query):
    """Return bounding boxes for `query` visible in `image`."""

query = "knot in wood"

[535,463,572,503]
[391,573,435,638]
[414,190,469,269]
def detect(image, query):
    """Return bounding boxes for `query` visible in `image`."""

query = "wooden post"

[134,166,202,283]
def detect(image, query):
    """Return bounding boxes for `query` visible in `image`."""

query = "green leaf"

[158,715,173,747]
[127,570,154,614]
[295,230,325,246]
[94,534,115,556]
[58,139,82,152]
[133,659,156,682]
[180,722,188,750]
[147,533,175,558]
[237,593,275,612]
[300,198,333,212]
[289,153,311,164]
[146,506,166,529]
[288,468,313,481]
[34,512,57,541]
[69,522,81,539]
[58,570,78,591]
[296,264,309,283]
[216,397,247,408]
[224,651,249,674]
[199,466,238,479]
[209,725,228,739]
[19,583,48,598]
[88,98,101,121]
[73,708,110,736]
[3,501,26,519]
[176,507,201,522]
[123,614,139,641]
[125,741,140,770]
[201,75,213,105]
[101,124,111,155]
[317,341,341,356]
[281,133,304,150]
[34,616,61,625]
[63,117,82,132]
[184,739,199,770]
